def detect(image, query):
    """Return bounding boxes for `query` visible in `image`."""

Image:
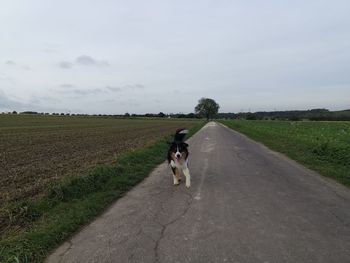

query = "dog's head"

[169,142,189,160]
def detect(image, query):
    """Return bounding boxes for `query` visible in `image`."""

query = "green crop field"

[220,120,350,187]
[0,114,203,262]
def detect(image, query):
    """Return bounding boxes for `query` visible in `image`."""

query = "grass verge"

[219,120,350,187]
[0,122,205,263]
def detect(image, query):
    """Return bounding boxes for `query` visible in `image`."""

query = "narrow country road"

[47,122,350,263]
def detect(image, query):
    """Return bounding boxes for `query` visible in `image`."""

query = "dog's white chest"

[170,159,187,169]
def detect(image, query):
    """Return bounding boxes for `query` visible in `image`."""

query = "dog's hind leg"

[183,167,191,188]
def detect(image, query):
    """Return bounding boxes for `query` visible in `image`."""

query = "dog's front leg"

[183,167,191,188]
[172,168,180,185]
[170,162,180,185]
[173,174,180,185]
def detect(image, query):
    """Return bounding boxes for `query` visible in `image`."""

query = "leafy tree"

[158,112,166,117]
[195,97,220,120]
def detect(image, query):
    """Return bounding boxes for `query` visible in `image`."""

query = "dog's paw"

[173,182,180,186]
[186,184,191,188]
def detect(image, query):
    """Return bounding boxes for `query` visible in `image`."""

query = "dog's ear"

[183,143,189,147]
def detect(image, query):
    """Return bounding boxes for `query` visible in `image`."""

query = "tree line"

[218,108,350,121]
[3,98,349,121]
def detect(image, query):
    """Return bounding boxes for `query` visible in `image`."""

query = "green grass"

[0,121,205,263]
[220,120,350,186]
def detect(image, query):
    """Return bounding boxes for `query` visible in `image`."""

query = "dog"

[167,128,191,188]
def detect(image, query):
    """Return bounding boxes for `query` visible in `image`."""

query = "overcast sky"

[1,0,349,114]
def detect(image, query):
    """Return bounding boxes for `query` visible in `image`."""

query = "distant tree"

[289,115,300,121]
[12,111,17,114]
[177,113,187,118]
[187,113,196,118]
[246,113,257,120]
[194,98,220,120]
[157,112,166,118]
[21,111,38,114]
[145,113,156,117]
[124,112,130,117]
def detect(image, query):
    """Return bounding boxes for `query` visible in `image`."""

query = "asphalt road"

[47,122,350,263]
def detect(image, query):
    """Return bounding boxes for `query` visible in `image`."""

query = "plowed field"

[0,115,198,210]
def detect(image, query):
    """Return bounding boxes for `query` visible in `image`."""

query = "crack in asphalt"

[329,210,350,229]
[154,189,194,262]
[235,151,247,161]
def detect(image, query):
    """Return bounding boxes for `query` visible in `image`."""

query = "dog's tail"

[174,128,189,142]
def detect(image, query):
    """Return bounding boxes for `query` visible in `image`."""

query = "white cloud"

[5,60,16,65]
[58,61,73,69]
[75,55,108,67]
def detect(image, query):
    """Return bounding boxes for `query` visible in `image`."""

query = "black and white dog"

[167,128,191,188]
